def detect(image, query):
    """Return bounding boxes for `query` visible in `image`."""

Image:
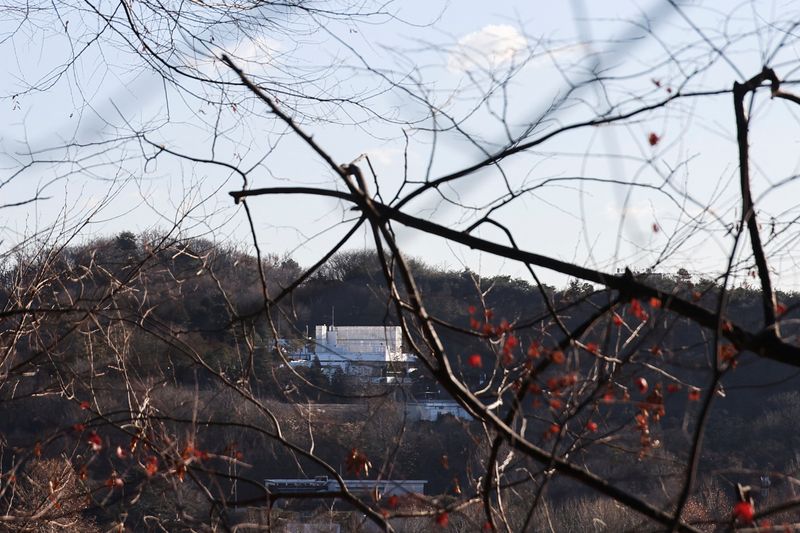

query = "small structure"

[290,325,412,379]
[314,325,406,365]
[265,476,426,498]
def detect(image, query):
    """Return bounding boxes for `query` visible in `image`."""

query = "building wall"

[314,325,407,363]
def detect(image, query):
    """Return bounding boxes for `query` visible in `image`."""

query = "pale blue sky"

[3,1,800,290]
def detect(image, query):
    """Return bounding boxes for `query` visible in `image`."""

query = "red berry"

[732,501,754,523]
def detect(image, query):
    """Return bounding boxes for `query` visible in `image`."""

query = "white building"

[312,325,408,373]
[288,325,410,378]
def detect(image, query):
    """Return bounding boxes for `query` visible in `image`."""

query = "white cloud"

[186,36,281,77]
[232,36,281,67]
[365,147,401,166]
[447,25,528,74]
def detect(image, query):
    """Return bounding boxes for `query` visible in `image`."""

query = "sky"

[3,0,800,290]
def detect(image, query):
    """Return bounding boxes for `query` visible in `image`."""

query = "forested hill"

[3,231,796,362]
[4,230,798,409]
[2,231,563,342]
[4,232,800,530]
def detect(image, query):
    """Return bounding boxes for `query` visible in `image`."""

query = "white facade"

[314,325,407,365]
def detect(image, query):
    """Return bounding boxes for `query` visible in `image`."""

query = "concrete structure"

[265,476,426,498]
[314,325,406,365]
[289,325,411,379]
[284,325,415,383]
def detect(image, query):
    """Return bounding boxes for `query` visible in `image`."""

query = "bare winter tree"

[5,1,800,532]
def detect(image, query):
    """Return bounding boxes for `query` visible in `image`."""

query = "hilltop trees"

[6,1,800,531]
